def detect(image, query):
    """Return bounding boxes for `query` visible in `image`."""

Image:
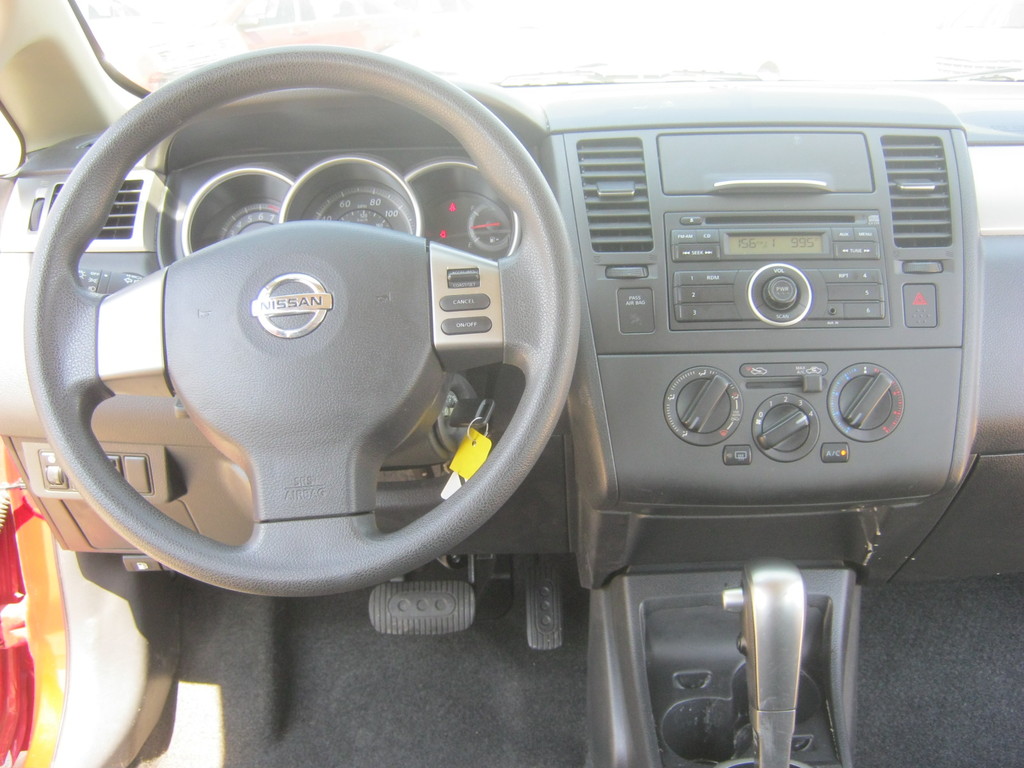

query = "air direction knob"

[665,367,743,446]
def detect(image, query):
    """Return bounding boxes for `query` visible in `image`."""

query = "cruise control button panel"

[430,243,503,368]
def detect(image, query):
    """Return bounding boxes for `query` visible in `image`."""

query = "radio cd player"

[665,211,888,330]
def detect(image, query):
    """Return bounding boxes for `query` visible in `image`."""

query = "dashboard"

[2,81,1023,586]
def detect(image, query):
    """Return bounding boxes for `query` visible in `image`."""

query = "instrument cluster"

[182,156,518,259]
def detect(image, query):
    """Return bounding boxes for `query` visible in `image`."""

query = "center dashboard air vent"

[577,137,653,253]
[881,135,953,248]
[49,178,144,240]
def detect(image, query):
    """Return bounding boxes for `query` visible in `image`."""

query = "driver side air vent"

[49,178,144,240]
[577,137,653,253]
[881,135,952,248]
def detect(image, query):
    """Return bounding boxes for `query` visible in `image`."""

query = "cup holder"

[659,666,824,765]
[660,697,738,765]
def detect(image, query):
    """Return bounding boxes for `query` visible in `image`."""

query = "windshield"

[74,0,1024,90]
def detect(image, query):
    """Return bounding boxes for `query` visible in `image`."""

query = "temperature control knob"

[665,367,743,446]
[752,394,819,462]
[828,364,904,442]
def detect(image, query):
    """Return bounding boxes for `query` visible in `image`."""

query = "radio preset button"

[674,303,741,322]
[827,284,883,301]
[673,270,737,286]
[843,301,885,319]
[820,269,882,283]
[675,284,736,303]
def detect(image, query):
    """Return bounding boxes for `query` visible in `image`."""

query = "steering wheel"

[24,49,579,596]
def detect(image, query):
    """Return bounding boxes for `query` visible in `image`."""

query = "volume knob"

[747,263,813,327]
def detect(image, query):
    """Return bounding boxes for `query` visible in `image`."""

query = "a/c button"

[821,442,850,463]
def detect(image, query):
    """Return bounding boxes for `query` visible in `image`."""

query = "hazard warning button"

[903,284,937,328]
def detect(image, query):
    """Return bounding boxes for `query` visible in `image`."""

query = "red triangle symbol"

[912,292,928,306]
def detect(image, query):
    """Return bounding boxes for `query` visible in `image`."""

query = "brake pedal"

[525,557,563,650]
[369,580,475,635]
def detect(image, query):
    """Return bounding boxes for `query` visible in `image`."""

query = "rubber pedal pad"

[525,557,563,650]
[369,580,475,635]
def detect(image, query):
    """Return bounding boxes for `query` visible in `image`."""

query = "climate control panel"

[604,349,956,506]
[663,362,904,464]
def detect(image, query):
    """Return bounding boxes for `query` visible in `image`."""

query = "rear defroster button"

[441,316,492,335]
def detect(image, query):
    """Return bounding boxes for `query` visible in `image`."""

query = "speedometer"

[311,184,416,232]
[282,156,420,236]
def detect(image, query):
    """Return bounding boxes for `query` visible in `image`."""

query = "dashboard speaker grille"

[577,137,653,253]
[881,135,952,248]
[49,178,144,240]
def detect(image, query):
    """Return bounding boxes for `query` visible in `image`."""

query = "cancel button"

[441,316,493,335]
[440,293,491,312]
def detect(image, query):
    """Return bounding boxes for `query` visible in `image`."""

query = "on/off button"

[441,316,492,335]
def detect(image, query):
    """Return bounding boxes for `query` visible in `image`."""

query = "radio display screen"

[724,233,825,256]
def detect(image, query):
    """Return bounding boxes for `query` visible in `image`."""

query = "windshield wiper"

[934,67,1024,82]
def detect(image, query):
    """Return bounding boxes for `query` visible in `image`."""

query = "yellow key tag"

[449,428,492,480]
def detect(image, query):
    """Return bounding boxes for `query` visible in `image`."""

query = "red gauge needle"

[471,222,502,229]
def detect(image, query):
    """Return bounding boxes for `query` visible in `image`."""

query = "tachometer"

[182,167,292,256]
[220,202,281,239]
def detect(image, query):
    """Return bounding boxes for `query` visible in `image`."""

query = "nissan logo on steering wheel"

[250,273,334,339]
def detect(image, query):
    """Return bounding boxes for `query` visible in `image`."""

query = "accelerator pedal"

[525,557,563,650]
[369,580,475,635]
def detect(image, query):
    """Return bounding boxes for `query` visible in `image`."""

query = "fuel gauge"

[467,202,512,254]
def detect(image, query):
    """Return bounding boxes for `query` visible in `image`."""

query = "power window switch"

[122,455,153,495]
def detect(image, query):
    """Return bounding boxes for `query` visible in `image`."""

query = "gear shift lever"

[722,560,806,768]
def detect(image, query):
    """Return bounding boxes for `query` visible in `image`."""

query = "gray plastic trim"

[97,269,171,396]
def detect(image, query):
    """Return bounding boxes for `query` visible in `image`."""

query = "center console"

[561,123,972,573]
[557,98,976,768]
